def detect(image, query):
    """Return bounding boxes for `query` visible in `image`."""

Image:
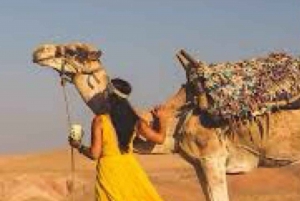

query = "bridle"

[57,52,109,92]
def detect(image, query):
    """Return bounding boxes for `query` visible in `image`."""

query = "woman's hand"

[68,137,81,149]
[136,105,169,144]
[151,105,168,122]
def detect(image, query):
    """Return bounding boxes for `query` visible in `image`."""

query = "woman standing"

[69,78,168,201]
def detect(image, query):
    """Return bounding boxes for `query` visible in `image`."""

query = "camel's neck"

[162,85,187,113]
[73,68,109,114]
[154,85,188,153]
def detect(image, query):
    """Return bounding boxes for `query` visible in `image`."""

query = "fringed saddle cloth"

[196,52,300,121]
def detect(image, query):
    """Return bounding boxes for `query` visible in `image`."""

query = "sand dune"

[0,148,299,201]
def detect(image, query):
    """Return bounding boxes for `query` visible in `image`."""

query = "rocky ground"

[0,148,299,201]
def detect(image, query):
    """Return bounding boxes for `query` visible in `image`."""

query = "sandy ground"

[0,148,299,201]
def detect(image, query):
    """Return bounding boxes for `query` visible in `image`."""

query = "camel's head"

[33,42,103,77]
[176,49,209,111]
[33,42,113,114]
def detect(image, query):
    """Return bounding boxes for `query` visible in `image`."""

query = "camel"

[172,50,300,201]
[33,43,300,201]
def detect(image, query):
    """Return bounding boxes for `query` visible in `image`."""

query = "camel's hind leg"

[194,153,229,201]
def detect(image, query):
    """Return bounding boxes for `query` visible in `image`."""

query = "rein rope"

[57,56,110,201]
[60,64,76,201]
[58,59,106,201]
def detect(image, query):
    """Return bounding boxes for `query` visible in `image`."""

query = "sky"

[0,0,299,154]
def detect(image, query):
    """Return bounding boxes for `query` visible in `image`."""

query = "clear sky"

[0,0,299,154]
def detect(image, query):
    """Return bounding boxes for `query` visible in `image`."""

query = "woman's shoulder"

[92,114,106,125]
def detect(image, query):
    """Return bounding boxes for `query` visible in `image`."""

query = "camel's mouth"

[32,54,62,71]
[32,55,51,64]
[32,45,58,66]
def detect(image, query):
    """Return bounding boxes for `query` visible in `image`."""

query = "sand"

[0,148,299,201]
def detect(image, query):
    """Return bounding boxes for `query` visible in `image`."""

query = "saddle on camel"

[179,50,300,123]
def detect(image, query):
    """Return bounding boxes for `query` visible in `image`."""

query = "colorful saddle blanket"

[198,52,300,120]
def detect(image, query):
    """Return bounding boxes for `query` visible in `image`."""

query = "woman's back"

[96,114,164,201]
[100,114,131,157]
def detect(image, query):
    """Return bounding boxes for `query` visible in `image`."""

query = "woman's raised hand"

[151,105,168,121]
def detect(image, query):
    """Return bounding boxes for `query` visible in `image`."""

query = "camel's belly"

[227,136,300,169]
[224,110,300,168]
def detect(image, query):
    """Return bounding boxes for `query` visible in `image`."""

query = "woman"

[69,78,168,201]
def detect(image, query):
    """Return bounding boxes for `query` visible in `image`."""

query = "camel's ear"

[176,49,198,70]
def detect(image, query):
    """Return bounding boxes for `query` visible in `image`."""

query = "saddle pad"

[199,52,300,120]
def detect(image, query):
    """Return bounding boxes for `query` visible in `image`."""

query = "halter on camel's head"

[33,43,104,75]
[32,42,115,114]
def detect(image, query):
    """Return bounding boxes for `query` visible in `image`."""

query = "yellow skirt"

[95,154,164,201]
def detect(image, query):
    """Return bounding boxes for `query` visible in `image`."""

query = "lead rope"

[60,77,76,201]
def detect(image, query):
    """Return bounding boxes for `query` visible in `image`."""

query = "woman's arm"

[136,106,168,144]
[69,115,103,160]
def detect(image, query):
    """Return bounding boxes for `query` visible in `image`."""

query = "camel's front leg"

[195,153,229,201]
[179,115,229,201]
[180,133,229,201]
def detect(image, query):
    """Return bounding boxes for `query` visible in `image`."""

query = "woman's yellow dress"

[95,114,164,201]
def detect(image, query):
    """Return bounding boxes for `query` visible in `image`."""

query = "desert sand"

[0,148,299,201]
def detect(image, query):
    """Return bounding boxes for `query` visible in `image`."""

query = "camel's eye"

[65,49,76,57]
[55,47,63,57]
[77,51,88,60]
